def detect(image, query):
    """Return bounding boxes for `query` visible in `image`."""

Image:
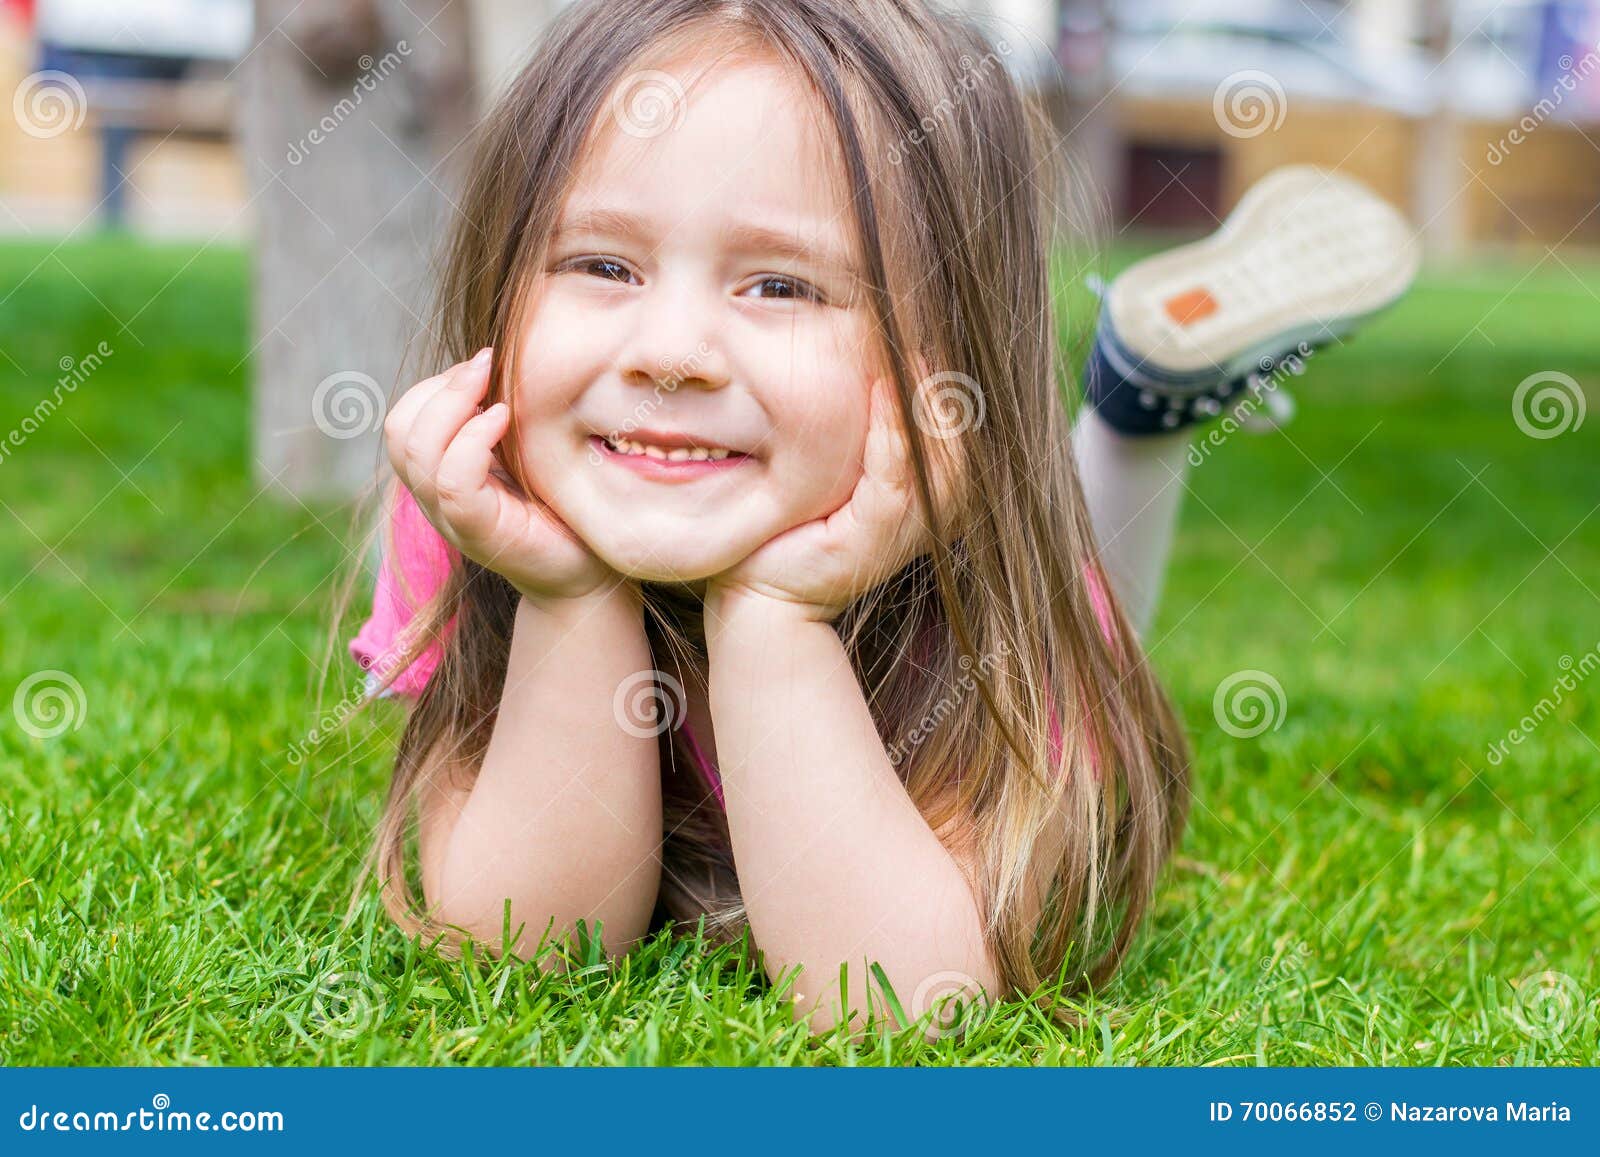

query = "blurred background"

[3,0,1599,493]
[0,1,1596,1064]
[11,0,1600,236]
[4,0,1599,495]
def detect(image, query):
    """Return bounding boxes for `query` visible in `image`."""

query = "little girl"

[340,0,1417,1036]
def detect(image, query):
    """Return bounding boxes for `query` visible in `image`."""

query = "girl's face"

[510,44,881,583]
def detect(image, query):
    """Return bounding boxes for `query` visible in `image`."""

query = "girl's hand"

[383,348,615,605]
[704,373,966,624]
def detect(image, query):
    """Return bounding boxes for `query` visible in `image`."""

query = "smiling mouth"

[598,434,743,461]
[589,434,753,476]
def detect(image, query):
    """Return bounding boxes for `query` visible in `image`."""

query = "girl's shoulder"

[348,482,458,698]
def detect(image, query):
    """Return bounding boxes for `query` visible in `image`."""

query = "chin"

[583,523,758,584]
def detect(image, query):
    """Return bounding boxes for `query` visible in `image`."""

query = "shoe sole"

[1105,165,1421,380]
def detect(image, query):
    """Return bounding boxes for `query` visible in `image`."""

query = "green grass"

[1,235,1597,1065]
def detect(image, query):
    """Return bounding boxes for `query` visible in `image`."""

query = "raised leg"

[1072,409,1190,637]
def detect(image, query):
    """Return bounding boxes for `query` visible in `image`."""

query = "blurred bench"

[80,75,232,227]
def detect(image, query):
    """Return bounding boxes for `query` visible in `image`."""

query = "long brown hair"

[336,0,1191,1019]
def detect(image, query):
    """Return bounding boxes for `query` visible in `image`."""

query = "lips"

[595,424,750,455]
[588,434,753,480]
[601,434,738,461]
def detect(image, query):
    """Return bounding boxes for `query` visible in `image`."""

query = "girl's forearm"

[427,584,662,962]
[704,591,999,1036]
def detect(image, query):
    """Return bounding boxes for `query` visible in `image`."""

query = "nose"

[617,277,732,394]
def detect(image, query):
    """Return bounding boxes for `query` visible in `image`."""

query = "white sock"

[1071,409,1192,637]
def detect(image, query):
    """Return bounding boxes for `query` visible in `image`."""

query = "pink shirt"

[348,484,457,698]
[351,485,1116,805]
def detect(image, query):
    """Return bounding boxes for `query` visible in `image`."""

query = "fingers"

[898,355,971,538]
[382,371,451,459]
[388,348,494,509]
[432,401,513,545]
[876,368,966,551]
[845,377,922,560]
[383,347,493,483]
[863,376,911,487]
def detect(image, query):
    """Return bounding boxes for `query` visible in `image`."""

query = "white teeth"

[601,435,738,462]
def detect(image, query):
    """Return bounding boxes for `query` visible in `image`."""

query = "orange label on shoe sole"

[1163,287,1219,326]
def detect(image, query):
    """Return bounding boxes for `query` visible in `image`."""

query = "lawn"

[0,235,1596,1065]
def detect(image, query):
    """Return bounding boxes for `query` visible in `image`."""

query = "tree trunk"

[240,0,474,502]
[1415,0,1464,257]
[1054,0,1122,232]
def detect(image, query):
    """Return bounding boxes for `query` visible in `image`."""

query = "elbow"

[780,954,1002,1043]
[422,874,651,967]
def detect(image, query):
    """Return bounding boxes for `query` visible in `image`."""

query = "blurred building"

[1062,0,1600,246]
[0,0,249,233]
[3,0,1599,248]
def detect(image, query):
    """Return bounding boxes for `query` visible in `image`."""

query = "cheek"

[506,291,617,503]
[512,294,605,421]
[761,322,880,511]
[767,365,873,514]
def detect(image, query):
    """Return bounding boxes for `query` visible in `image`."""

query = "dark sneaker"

[1083,165,1420,435]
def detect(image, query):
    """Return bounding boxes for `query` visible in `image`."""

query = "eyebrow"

[551,207,649,242]
[553,207,859,277]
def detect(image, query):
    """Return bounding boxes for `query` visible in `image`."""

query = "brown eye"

[745,275,823,303]
[559,256,635,283]
[584,258,632,282]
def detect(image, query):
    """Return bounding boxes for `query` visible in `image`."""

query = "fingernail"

[472,346,493,365]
